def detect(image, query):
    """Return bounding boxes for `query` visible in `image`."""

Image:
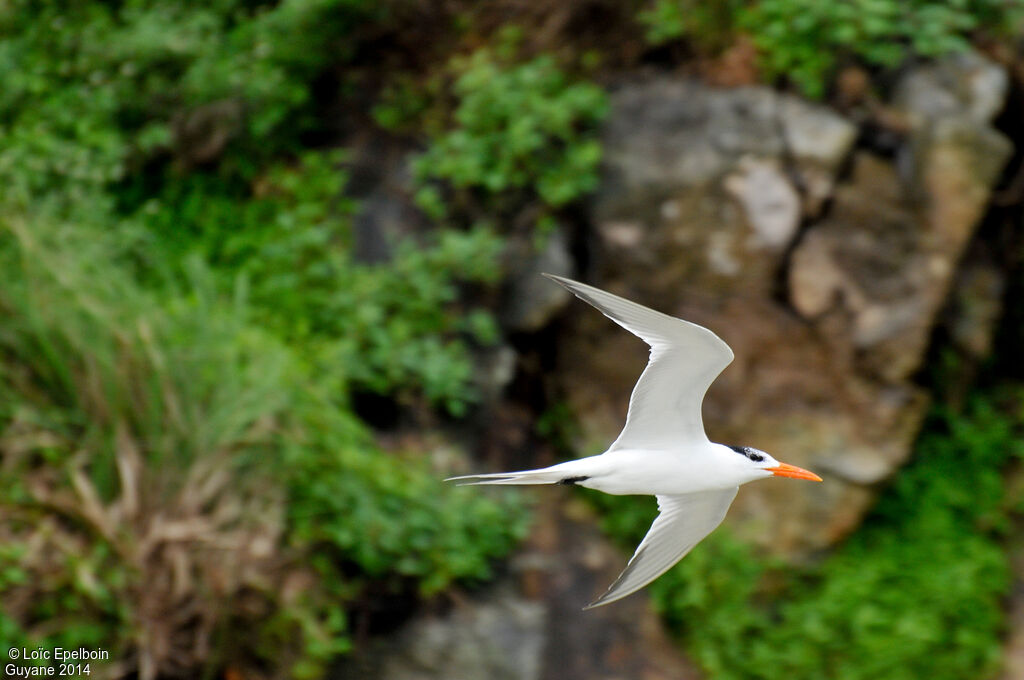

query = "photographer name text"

[6,647,108,677]
[9,649,107,662]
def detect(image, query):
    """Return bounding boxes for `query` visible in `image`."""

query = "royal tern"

[448,274,822,609]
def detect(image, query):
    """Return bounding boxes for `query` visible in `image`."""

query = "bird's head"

[726,445,822,484]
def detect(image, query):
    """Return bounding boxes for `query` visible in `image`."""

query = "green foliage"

[591,396,1023,679]
[413,49,608,216]
[0,5,542,672]
[8,0,1024,677]
[638,0,1024,98]
[330,226,504,414]
[0,219,289,484]
[372,73,440,133]
[127,150,503,414]
[638,0,746,52]
[0,0,381,213]
[285,413,530,594]
[742,0,993,98]
[0,216,296,667]
[0,215,527,678]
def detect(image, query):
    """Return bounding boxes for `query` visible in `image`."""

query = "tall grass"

[0,215,527,679]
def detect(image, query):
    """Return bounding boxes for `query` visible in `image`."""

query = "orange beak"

[767,462,822,482]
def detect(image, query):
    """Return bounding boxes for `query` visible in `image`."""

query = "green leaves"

[128,150,504,415]
[638,0,746,52]
[0,3,544,675]
[284,414,529,595]
[638,0,1024,99]
[414,50,608,215]
[750,0,1024,97]
[0,0,383,216]
[0,211,529,678]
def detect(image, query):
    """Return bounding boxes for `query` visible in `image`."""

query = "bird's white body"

[526,444,770,496]
[447,274,821,609]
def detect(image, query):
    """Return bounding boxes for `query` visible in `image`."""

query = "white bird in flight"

[448,274,822,609]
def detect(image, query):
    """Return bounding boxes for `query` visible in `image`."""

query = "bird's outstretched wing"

[585,488,738,609]
[544,274,733,449]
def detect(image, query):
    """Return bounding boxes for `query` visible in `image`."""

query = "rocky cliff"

[343,50,1018,680]
[560,51,1011,557]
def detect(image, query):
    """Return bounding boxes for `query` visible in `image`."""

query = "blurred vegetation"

[412,46,607,220]
[0,1,560,677]
[640,0,1024,97]
[126,150,507,414]
[0,204,528,677]
[3,0,1024,678]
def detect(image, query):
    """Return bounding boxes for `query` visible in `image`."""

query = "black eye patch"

[728,445,764,463]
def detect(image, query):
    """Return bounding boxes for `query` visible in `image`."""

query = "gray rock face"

[777,94,861,213]
[502,228,575,332]
[337,589,545,680]
[790,153,937,381]
[348,137,434,264]
[387,593,545,680]
[562,61,1010,556]
[600,79,856,208]
[337,497,704,680]
[724,156,801,249]
[602,82,783,193]
[594,78,856,308]
[790,52,1012,386]
[524,497,704,680]
[893,50,1009,125]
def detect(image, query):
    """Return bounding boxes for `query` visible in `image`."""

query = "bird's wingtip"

[581,591,616,610]
[541,272,583,294]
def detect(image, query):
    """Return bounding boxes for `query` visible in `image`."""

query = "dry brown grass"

[0,220,317,679]
[1,417,313,679]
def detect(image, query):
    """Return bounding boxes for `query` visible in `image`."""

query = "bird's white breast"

[579,444,748,496]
